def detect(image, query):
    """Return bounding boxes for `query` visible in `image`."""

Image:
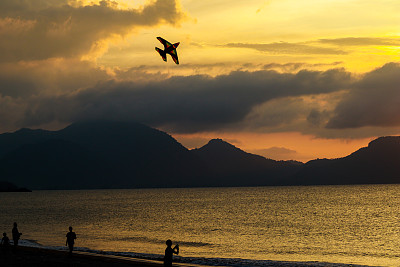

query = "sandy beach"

[1,246,210,267]
[1,245,378,267]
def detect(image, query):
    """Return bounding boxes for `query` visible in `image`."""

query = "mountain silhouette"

[0,181,31,192]
[0,121,203,189]
[293,136,400,185]
[0,128,53,158]
[192,139,302,186]
[1,121,400,189]
[0,121,300,189]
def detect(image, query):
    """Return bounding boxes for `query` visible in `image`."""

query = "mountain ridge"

[0,121,399,189]
[0,181,31,192]
[293,136,400,185]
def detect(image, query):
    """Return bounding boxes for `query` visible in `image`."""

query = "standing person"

[1,233,10,247]
[65,226,77,255]
[12,222,22,246]
[164,239,179,267]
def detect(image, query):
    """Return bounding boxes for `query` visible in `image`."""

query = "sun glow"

[0,0,399,161]
[172,131,375,162]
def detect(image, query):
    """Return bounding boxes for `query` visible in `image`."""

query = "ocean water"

[1,185,400,266]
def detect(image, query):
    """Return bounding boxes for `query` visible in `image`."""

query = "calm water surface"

[1,185,400,266]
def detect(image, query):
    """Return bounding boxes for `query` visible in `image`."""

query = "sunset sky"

[0,0,399,161]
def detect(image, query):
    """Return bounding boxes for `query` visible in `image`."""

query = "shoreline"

[1,245,378,267]
[1,246,212,267]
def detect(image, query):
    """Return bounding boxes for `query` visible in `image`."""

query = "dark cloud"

[223,42,347,55]
[307,109,329,127]
[0,0,186,62]
[245,97,310,129]
[0,71,38,98]
[0,95,26,131]
[2,60,400,138]
[0,0,69,14]
[327,63,400,129]
[0,59,110,98]
[263,63,305,71]
[20,69,351,133]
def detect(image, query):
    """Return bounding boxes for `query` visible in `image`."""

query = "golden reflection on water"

[1,185,400,266]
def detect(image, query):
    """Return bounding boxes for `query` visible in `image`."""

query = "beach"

[1,246,158,267]
[1,246,214,267]
[1,245,379,267]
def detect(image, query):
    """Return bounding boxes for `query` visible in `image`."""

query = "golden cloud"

[0,0,187,62]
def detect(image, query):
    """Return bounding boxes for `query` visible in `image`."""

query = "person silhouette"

[12,222,22,246]
[66,226,77,255]
[164,239,179,267]
[1,233,10,247]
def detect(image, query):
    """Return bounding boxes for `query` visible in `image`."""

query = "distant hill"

[192,139,302,186]
[0,128,53,158]
[0,181,31,192]
[0,121,203,189]
[1,120,400,189]
[293,136,400,185]
[0,121,300,189]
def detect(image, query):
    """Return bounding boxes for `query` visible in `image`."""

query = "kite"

[155,37,180,64]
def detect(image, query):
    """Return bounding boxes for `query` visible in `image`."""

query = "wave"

[116,236,213,247]
[19,240,375,267]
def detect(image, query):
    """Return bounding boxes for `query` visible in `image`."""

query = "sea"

[1,185,400,266]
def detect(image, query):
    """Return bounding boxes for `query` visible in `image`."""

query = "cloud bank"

[0,0,186,62]
[327,63,400,129]
[0,61,400,139]
[20,68,351,133]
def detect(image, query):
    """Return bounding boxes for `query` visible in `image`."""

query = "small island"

[0,181,31,192]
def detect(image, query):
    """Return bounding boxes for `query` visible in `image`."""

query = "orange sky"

[172,132,376,162]
[0,0,399,161]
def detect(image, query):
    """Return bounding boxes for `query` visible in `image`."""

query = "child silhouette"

[66,226,77,255]
[1,233,10,247]
[164,239,179,267]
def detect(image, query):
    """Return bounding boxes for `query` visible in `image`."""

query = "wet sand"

[1,246,375,267]
[0,246,207,267]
